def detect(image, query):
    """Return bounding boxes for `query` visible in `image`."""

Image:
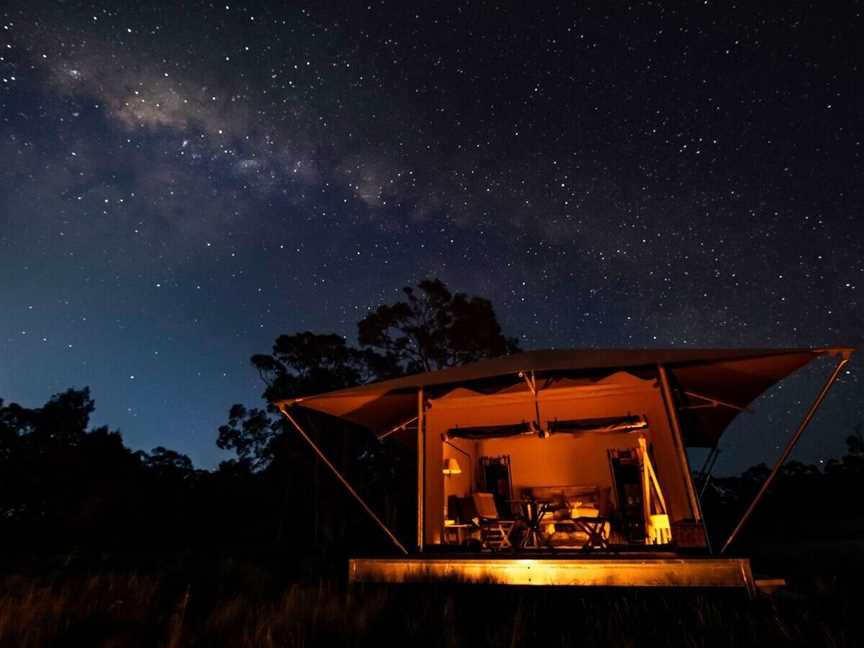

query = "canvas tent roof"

[276,347,853,447]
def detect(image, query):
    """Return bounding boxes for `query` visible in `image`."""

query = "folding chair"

[471,492,516,551]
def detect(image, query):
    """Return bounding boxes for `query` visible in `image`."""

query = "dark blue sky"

[1,1,861,474]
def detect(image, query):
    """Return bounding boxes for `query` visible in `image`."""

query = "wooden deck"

[349,554,756,593]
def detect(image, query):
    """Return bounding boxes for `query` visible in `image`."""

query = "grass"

[0,561,861,648]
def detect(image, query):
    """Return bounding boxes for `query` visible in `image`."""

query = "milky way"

[1,1,862,472]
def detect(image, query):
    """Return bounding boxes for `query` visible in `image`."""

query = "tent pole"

[720,352,851,554]
[639,438,652,535]
[657,364,702,521]
[377,416,418,441]
[519,370,544,435]
[697,444,720,486]
[417,387,425,553]
[658,364,712,553]
[278,405,408,555]
[699,449,721,499]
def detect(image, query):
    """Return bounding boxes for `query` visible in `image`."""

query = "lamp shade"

[442,457,462,475]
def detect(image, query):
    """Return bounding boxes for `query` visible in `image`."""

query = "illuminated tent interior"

[277,347,852,556]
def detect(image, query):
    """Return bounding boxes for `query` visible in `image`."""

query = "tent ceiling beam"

[682,391,752,413]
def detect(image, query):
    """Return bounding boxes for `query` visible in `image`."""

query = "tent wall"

[422,372,700,546]
[477,432,640,497]
[423,411,444,544]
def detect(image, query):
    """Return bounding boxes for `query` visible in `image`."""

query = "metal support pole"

[377,416,418,441]
[699,449,721,499]
[657,365,703,521]
[639,438,652,535]
[278,405,408,555]
[697,444,720,486]
[417,387,425,553]
[658,364,712,552]
[519,370,544,436]
[720,353,851,554]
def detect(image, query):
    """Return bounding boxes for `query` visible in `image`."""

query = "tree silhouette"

[0,389,270,552]
[217,404,279,470]
[357,278,520,374]
[0,388,149,546]
[216,333,376,469]
[141,446,195,475]
[251,332,379,404]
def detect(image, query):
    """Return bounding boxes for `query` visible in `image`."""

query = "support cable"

[720,353,851,554]
[278,405,409,555]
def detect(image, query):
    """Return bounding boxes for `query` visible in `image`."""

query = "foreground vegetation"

[1,546,862,648]
[0,577,852,647]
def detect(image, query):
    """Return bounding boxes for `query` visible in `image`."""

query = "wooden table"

[571,517,610,551]
[509,498,556,549]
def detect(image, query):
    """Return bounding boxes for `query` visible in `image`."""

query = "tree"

[846,424,864,458]
[142,446,195,475]
[357,278,520,374]
[0,388,148,545]
[36,388,95,445]
[251,332,377,404]
[217,333,375,469]
[0,387,95,449]
[217,404,279,470]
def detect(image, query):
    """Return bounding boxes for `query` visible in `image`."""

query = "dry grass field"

[0,555,860,648]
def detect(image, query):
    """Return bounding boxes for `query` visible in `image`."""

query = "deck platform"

[349,554,756,592]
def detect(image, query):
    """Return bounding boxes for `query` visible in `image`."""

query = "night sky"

[1,1,861,475]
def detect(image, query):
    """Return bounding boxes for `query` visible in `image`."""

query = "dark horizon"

[1,1,862,474]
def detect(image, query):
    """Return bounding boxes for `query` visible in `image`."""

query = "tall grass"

[0,567,859,647]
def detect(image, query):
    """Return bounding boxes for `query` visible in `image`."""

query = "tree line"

[0,280,518,572]
[1,278,861,569]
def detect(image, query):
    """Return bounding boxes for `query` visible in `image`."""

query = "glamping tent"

[276,347,853,589]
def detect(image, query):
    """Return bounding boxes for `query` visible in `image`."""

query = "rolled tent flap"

[547,415,648,435]
[445,415,648,440]
[275,347,853,447]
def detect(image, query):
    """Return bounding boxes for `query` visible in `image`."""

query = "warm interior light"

[442,457,462,475]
